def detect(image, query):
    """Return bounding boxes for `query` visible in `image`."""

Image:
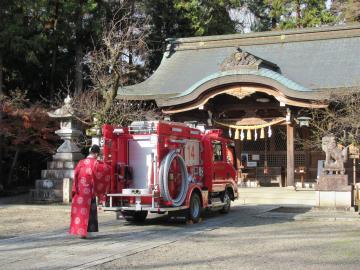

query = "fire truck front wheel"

[220,189,231,214]
[122,210,148,223]
[188,192,202,223]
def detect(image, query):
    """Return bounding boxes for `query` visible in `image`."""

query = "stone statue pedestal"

[315,174,353,208]
[315,135,353,209]
[30,96,83,203]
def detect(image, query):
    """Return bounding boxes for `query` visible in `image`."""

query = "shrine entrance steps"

[237,187,316,206]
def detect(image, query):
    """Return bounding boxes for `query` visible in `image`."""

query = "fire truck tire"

[122,210,148,223]
[188,192,202,223]
[220,190,231,214]
[159,150,189,207]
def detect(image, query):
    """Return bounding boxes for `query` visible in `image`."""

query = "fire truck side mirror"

[116,164,132,182]
[124,166,132,181]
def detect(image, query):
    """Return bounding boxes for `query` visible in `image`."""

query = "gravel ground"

[94,208,360,270]
[0,195,114,238]
[1,196,360,270]
[95,221,360,270]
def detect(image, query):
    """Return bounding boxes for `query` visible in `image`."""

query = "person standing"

[69,145,111,239]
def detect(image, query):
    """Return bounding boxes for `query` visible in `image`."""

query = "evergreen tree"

[143,0,194,72]
[262,0,335,30]
[174,0,236,36]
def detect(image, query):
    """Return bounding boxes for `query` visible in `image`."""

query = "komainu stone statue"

[316,135,351,208]
[321,135,348,175]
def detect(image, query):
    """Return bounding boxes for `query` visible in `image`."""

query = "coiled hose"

[159,150,189,207]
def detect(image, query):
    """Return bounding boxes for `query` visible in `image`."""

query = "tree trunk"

[295,0,301,28]
[49,1,59,98]
[0,136,4,189]
[74,43,83,94]
[0,52,3,96]
[7,147,20,187]
[271,17,277,29]
[74,1,84,94]
[50,48,57,97]
[0,52,4,188]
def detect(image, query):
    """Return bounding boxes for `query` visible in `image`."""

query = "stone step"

[41,169,74,179]
[237,197,316,206]
[35,179,65,189]
[29,188,63,202]
[239,191,316,199]
[239,187,313,193]
[238,187,316,206]
[47,160,77,170]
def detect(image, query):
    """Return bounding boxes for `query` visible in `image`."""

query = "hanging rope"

[214,117,286,130]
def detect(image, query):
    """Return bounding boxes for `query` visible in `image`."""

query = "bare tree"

[45,6,160,130]
[82,6,154,126]
[306,90,360,148]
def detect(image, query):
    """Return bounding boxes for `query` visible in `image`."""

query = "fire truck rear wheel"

[188,192,202,223]
[122,210,148,223]
[220,190,231,214]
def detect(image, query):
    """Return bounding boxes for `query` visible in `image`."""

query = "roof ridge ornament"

[220,48,263,71]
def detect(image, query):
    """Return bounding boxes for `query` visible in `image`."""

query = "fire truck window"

[212,141,223,161]
[226,145,236,169]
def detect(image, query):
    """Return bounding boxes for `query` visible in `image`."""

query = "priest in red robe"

[69,145,111,238]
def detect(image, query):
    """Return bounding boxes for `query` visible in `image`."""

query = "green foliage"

[143,0,194,72]
[262,0,336,30]
[144,0,239,71]
[0,0,114,100]
[300,0,335,27]
[0,0,341,99]
[174,0,236,36]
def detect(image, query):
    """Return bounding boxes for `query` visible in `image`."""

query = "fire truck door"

[211,140,226,192]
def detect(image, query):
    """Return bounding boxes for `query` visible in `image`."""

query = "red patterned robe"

[69,156,111,237]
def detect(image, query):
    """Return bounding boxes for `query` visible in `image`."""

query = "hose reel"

[159,150,189,207]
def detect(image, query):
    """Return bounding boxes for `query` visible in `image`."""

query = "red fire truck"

[101,121,238,223]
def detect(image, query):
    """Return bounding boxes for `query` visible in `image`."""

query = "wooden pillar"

[286,124,295,187]
[303,127,311,181]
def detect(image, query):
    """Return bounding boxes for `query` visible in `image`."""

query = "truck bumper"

[103,192,189,213]
[101,205,189,213]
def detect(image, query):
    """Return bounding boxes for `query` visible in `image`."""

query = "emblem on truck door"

[131,189,141,195]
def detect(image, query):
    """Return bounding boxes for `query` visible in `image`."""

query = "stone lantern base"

[29,95,83,203]
[29,154,81,203]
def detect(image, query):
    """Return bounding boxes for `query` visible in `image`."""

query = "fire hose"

[159,150,189,207]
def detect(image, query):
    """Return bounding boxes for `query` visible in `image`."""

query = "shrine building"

[117,24,360,188]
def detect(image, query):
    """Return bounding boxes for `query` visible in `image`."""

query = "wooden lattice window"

[249,153,306,167]
[242,139,267,151]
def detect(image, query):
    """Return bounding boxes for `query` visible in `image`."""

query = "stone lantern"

[48,95,83,161]
[30,95,84,203]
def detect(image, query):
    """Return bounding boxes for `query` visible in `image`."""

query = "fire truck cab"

[102,121,238,223]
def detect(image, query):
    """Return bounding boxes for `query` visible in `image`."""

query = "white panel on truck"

[128,138,157,189]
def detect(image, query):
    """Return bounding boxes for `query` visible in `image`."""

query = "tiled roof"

[118,24,360,104]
